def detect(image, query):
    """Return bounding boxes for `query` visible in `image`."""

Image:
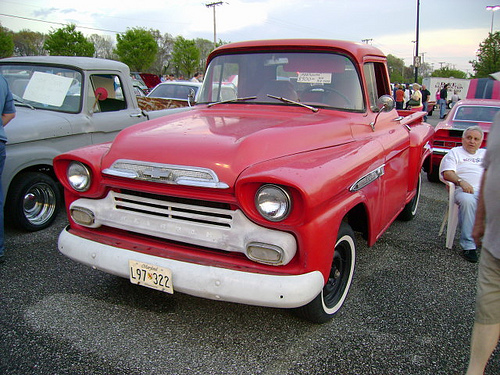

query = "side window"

[89,74,127,112]
[363,63,390,111]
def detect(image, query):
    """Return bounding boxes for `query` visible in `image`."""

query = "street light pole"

[206,1,224,49]
[486,5,500,34]
[414,0,420,83]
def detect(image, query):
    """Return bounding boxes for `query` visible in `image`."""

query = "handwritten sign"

[297,72,332,84]
[23,72,73,106]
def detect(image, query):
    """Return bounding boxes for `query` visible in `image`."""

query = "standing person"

[395,84,405,110]
[421,84,431,121]
[404,83,412,109]
[465,113,500,374]
[0,74,16,263]
[439,126,486,263]
[439,83,449,119]
[450,90,460,108]
[190,72,201,83]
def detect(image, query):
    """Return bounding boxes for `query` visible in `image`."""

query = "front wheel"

[398,173,421,221]
[295,222,356,324]
[5,172,61,231]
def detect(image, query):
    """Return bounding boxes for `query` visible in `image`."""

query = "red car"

[54,39,433,323]
[427,98,500,181]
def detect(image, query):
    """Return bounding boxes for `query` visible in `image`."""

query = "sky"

[0,0,496,74]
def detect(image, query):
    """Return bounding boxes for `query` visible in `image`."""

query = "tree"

[149,30,175,76]
[44,24,94,56]
[13,29,47,56]
[0,25,14,58]
[431,67,467,79]
[88,34,116,60]
[471,31,500,78]
[386,54,405,83]
[171,36,200,79]
[115,28,158,72]
[195,38,216,72]
[431,66,467,79]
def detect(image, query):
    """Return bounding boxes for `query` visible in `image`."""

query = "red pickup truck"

[54,39,434,323]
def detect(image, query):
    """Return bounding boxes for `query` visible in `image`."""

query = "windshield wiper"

[267,94,319,113]
[13,96,35,110]
[207,96,257,108]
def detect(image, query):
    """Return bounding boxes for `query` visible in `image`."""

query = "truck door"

[364,62,411,226]
[86,73,144,144]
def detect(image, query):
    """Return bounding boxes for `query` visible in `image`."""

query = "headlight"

[67,162,91,192]
[255,184,291,222]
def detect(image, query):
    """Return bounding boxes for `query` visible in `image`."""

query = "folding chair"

[438,180,459,249]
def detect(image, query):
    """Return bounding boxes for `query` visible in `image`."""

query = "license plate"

[129,260,173,294]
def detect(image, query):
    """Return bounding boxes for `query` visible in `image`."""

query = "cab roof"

[0,56,130,73]
[208,39,386,63]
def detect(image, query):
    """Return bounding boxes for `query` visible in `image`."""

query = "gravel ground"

[0,115,498,374]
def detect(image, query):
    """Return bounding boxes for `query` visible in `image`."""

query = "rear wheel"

[295,222,356,324]
[5,172,61,231]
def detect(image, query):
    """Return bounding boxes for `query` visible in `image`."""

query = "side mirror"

[188,88,196,107]
[376,94,395,112]
[369,95,395,131]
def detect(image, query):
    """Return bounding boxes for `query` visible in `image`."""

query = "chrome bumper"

[58,227,324,308]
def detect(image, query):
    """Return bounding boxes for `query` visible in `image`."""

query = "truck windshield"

[197,52,364,111]
[0,64,82,113]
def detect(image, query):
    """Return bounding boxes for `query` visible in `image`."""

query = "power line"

[0,13,123,34]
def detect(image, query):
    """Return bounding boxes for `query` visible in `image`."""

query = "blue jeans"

[439,98,447,118]
[422,101,428,121]
[455,189,478,251]
[0,142,5,257]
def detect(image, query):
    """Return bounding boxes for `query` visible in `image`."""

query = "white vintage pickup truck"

[0,56,190,231]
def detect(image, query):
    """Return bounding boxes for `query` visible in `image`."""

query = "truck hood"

[102,105,356,187]
[5,107,73,144]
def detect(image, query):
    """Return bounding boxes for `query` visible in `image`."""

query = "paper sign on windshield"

[297,73,332,84]
[23,72,73,106]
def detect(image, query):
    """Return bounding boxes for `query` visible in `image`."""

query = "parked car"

[131,72,161,91]
[427,98,500,181]
[147,81,201,104]
[54,39,433,323]
[0,56,188,231]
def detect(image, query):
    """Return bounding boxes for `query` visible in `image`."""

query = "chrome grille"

[113,191,233,228]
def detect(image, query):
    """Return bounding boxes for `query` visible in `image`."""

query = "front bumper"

[58,227,324,308]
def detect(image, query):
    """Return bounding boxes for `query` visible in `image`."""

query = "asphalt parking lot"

[0,114,499,375]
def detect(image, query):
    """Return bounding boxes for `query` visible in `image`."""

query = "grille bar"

[113,191,233,228]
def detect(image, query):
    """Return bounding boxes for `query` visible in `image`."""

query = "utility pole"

[206,1,224,49]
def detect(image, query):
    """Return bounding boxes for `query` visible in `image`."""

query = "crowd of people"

[160,72,204,83]
[392,82,462,121]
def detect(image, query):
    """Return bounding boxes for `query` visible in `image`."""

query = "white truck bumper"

[58,227,324,309]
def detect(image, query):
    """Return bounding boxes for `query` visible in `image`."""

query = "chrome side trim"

[349,165,385,192]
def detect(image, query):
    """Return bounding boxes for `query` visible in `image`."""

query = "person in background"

[439,126,486,263]
[439,83,449,119]
[465,113,500,374]
[395,84,405,110]
[409,83,423,110]
[421,84,431,121]
[450,90,460,108]
[191,72,202,83]
[404,83,412,109]
[0,74,16,263]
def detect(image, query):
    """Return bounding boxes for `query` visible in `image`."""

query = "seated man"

[439,126,486,263]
